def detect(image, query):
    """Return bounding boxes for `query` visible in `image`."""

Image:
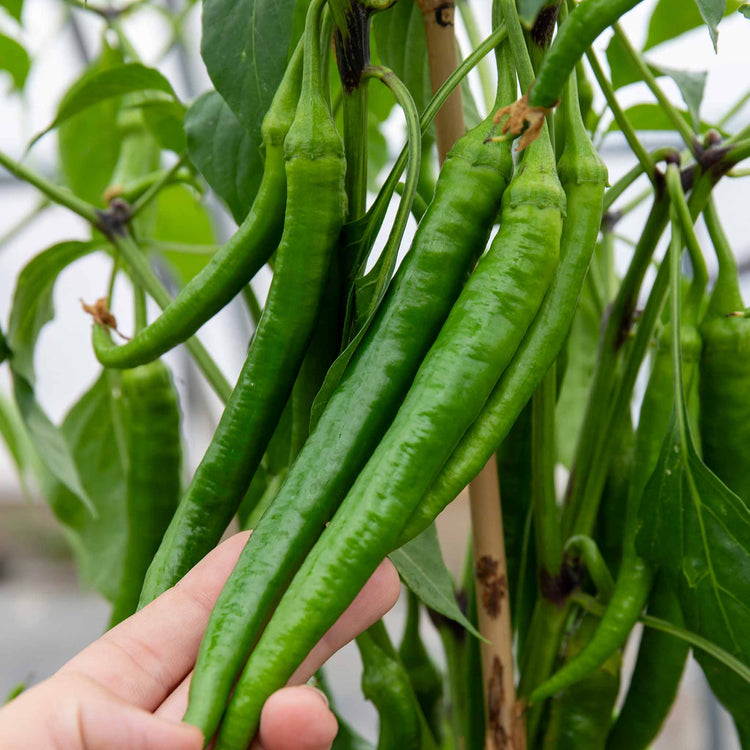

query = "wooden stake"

[415,0,465,163]
[469,458,525,750]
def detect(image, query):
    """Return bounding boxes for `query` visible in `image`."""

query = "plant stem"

[564,535,615,601]
[110,232,232,402]
[416,0,465,163]
[456,0,495,112]
[612,23,700,158]
[343,85,369,220]
[129,153,189,219]
[718,89,750,129]
[531,366,562,577]
[0,149,102,226]
[586,48,655,185]
[603,147,678,212]
[468,458,523,750]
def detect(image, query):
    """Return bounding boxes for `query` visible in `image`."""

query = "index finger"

[58,531,251,711]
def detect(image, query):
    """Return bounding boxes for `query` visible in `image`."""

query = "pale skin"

[0,531,401,749]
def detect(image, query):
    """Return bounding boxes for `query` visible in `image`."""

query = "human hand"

[0,531,400,749]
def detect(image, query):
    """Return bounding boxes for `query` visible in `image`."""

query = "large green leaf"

[201,0,298,134]
[637,419,750,740]
[7,240,102,511]
[138,99,187,153]
[644,0,739,50]
[184,90,264,223]
[58,44,125,204]
[8,240,100,385]
[151,184,217,285]
[46,372,129,602]
[373,0,432,116]
[390,524,481,639]
[0,0,22,22]
[0,390,44,498]
[34,63,176,146]
[606,36,707,129]
[0,32,28,91]
[606,103,726,137]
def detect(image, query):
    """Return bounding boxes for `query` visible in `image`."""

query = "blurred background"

[0,0,748,745]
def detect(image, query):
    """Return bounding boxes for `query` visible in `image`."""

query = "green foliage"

[0,32,28,91]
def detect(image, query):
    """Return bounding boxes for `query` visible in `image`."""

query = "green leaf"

[34,63,176,146]
[606,37,707,129]
[390,524,482,639]
[373,0,432,116]
[0,32,29,91]
[0,0,22,22]
[58,44,124,204]
[694,0,728,49]
[151,184,216,285]
[637,421,750,737]
[740,3,750,17]
[6,240,102,513]
[8,240,100,384]
[138,99,187,153]
[184,90,263,223]
[201,0,298,134]
[606,103,726,137]
[0,390,44,498]
[644,0,739,51]
[46,372,129,603]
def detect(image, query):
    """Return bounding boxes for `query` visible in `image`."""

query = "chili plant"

[1,0,749,747]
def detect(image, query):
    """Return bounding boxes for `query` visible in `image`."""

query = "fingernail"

[307,685,330,708]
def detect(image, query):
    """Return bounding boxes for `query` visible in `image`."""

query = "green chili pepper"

[109,360,182,625]
[138,5,346,606]
[605,574,688,750]
[182,40,516,745]
[91,44,303,369]
[398,592,443,743]
[541,614,622,750]
[530,166,705,706]
[698,198,750,506]
[401,35,606,544]
[529,0,644,110]
[358,620,436,750]
[214,114,564,750]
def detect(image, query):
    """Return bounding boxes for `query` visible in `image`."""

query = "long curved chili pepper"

[182,41,517,745]
[541,615,622,750]
[108,360,181,626]
[400,36,606,545]
[529,0,644,110]
[138,5,346,606]
[605,574,689,750]
[90,44,303,369]
[698,197,750,506]
[214,117,564,750]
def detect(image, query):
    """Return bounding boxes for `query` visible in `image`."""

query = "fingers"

[289,558,400,684]
[155,558,400,721]
[59,532,252,711]
[0,673,203,750]
[254,686,337,750]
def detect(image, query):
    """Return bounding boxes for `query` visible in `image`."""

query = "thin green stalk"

[612,23,699,158]
[729,167,750,178]
[143,240,219,255]
[603,147,678,212]
[564,535,615,601]
[107,256,120,303]
[718,89,750,129]
[586,48,655,185]
[360,65,421,315]
[500,0,535,92]
[666,166,708,311]
[129,153,188,219]
[110,232,232,402]
[531,366,562,577]
[343,84,369,220]
[0,149,101,225]
[133,284,147,333]
[457,0,495,111]
[571,590,750,681]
